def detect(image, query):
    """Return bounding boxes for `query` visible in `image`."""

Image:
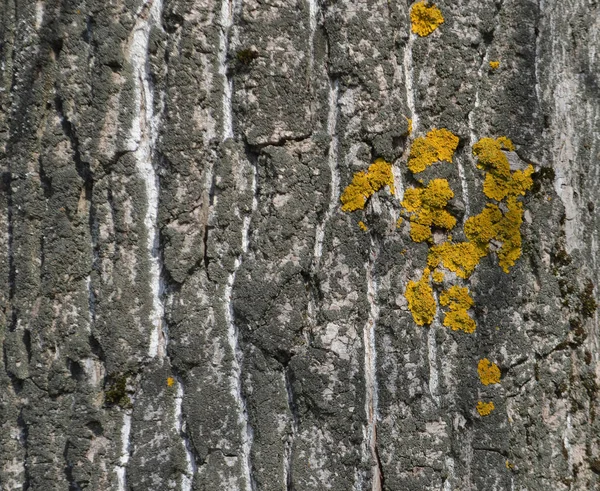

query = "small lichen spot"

[407,128,459,174]
[478,358,501,385]
[167,377,175,387]
[489,60,500,69]
[440,285,476,333]
[405,269,437,325]
[476,401,495,416]
[410,1,445,37]
[340,158,395,212]
[358,221,368,231]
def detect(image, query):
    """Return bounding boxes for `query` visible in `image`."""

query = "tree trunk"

[0,0,598,489]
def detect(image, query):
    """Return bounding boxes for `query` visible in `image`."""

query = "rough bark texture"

[0,0,599,490]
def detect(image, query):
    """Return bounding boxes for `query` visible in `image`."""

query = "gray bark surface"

[0,0,599,490]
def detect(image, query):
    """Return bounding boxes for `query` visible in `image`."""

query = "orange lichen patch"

[476,401,495,416]
[465,198,527,273]
[410,1,444,37]
[495,197,525,272]
[472,137,534,201]
[167,377,175,387]
[340,158,395,212]
[431,270,444,283]
[405,269,436,325]
[402,179,457,243]
[496,136,514,151]
[478,358,501,385]
[439,285,476,333]
[407,128,459,174]
[489,60,500,69]
[427,241,486,279]
[358,221,368,231]
[464,204,503,251]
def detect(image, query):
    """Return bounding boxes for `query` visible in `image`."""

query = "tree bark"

[0,0,599,489]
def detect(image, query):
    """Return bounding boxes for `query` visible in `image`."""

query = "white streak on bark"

[308,0,317,78]
[219,0,234,140]
[534,0,544,106]
[564,414,573,482]
[85,275,94,332]
[128,0,166,360]
[283,370,298,490]
[224,163,257,491]
[364,244,382,491]
[403,33,419,134]
[428,294,441,406]
[443,456,455,491]
[392,163,405,204]
[175,380,196,491]
[313,79,339,269]
[116,412,132,491]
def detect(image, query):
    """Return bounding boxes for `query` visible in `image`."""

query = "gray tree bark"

[0,0,599,490]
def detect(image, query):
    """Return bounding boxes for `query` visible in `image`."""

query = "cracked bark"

[0,0,599,490]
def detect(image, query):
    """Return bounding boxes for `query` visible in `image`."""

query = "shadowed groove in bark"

[128,0,167,360]
[403,29,419,135]
[363,237,383,491]
[175,378,197,490]
[224,155,258,491]
[283,366,299,490]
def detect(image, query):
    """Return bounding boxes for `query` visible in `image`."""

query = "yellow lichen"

[478,358,501,385]
[496,136,514,151]
[340,158,395,212]
[427,241,486,279]
[465,198,528,273]
[402,179,457,243]
[464,204,503,251]
[167,377,175,387]
[472,136,533,201]
[358,221,368,231]
[496,197,525,272]
[476,401,495,416]
[407,128,459,174]
[489,60,500,70]
[407,118,413,135]
[405,270,436,325]
[431,270,444,283]
[396,217,403,228]
[410,1,444,37]
[440,285,473,309]
[439,285,476,333]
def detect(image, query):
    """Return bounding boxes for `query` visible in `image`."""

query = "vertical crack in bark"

[5,169,16,332]
[16,409,29,490]
[307,0,318,92]
[428,293,441,406]
[442,455,456,491]
[313,78,339,271]
[403,30,419,134]
[219,0,235,140]
[128,0,166,360]
[174,378,197,491]
[116,0,166,488]
[364,239,383,491]
[534,0,543,107]
[115,412,133,491]
[283,367,298,490]
[220,2,257,487]
[63,441,82,491]
[224,156,257,491]
[310,77,339,344]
